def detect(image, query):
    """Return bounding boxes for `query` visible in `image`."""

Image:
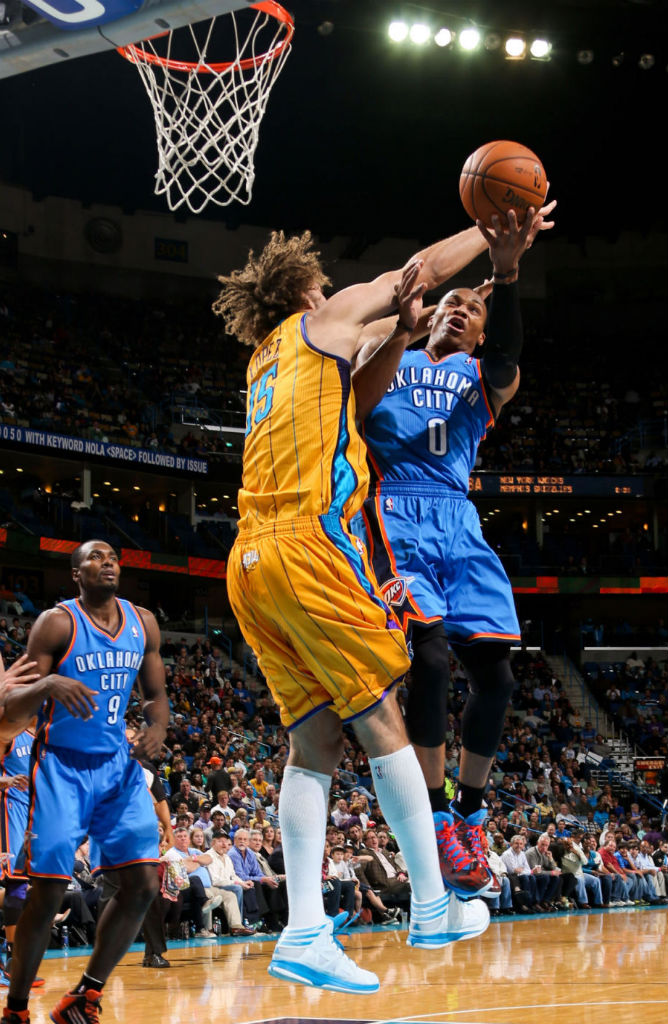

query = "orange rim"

[118,0,294,73]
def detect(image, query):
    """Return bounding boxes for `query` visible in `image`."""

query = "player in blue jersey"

[0,725,44,990]
[0,540,169,1024]
[352,204,555,900]
[0,654,42,991]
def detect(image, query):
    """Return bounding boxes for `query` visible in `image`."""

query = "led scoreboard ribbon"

[468,474,648,497]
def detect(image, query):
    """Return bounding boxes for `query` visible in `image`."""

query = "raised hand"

[477,206,551,279]
[394,258,428,333]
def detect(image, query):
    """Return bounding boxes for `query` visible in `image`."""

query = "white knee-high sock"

[369,745,445,904]
[278,764,331,929]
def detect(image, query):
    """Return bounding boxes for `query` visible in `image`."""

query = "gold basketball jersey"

[237,312,369,531]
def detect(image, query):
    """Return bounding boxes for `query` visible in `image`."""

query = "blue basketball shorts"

[0,792,30,880]
[26,741,159,880]
[352,485,520,645]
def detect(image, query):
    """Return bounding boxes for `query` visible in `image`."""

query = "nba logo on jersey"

[131,625,139,639]
[385,497,394,512]
[242,550,259,571]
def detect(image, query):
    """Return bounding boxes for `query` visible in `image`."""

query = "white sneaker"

[407,891,490,949]
[268,918,379,994]
[195,928,216,938]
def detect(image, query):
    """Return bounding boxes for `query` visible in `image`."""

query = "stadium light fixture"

[388,21,409,42]
[434,27,453,47]
[484,32,502,51]
[577,49,594,64]
[459,27,481,51]
[505,36,526,59]
[530,39,551,60]
[409,23,431,44]
[639,53,655,69]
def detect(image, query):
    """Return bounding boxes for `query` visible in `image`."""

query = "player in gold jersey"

[214,226,497,992]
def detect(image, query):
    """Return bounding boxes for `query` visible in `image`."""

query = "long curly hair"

[212,230,331,348]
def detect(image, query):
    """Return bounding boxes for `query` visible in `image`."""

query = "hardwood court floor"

[27,906,668,1024]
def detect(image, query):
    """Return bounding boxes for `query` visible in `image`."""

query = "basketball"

[459,140,547,227]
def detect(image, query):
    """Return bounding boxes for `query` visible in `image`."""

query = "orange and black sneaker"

[50,988,102,1024]
[1,1009,30,1023]
[433,811,492,898]
[1,961,45,990]
[451,805,498,896]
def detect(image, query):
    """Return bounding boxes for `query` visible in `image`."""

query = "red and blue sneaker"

[433,811,492,898]
[451,804,499,896]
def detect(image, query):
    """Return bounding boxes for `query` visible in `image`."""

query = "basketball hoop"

[118,1,294,213]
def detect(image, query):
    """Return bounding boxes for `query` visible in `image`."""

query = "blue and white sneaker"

[407,890,490,948]
[268,917,379,994]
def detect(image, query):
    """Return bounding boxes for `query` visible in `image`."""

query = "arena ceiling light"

[530,39,552,60]
[409,22,431,44]
[459,27,481,51]
[484,32,502,51]
[434,27,453,47]
[388,20,409,42]
[577,49,594,64]
[505,36,526,59]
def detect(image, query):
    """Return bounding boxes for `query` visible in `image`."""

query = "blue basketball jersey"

[37,597,146,754]
[361,349,494,494]
[0,730,33,812]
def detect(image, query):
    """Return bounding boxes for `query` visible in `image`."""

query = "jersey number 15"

[246,366,277,436]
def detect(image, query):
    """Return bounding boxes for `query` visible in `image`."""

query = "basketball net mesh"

[122,5,293,213]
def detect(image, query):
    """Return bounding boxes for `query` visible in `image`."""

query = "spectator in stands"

[618,841,662,904]
[598,837,635,905]
[525,833,563,909]
[632,840,667,901]
[354,829,411,913]
[194,803,214,833]
[205,832,255,935]
[328,844,362,922]
[248,829,288,929]
[559,836,606,908]
[161,825,214,937]
[228,828,280,932]
[501,835,540,912]
[170,778,200,814]
[211,789,234,825]
[260,825,278,861]
[331,797,352,829]
[206,756,233,798]
[482,839,514,917]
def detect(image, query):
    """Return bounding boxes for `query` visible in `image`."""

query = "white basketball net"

[120,4,293,213]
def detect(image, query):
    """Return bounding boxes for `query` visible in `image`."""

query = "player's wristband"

[396,317,414,334]
[492,268,518,283]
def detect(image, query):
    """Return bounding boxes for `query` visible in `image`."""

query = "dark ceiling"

[1,0,667,239]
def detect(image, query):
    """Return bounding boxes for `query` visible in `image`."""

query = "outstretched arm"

[308,227,489,361]
[480,202,556,412]
[352,260,428,422]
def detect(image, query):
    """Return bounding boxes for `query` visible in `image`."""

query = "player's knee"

[457,642,516,759]
[456,641,515,702]
[289,709,344,773]
[405,622,449,747]
[121,863,160,906]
